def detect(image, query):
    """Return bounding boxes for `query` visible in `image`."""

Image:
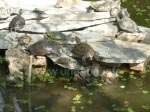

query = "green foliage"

[64,85,77,91]
[142,105,150,110]
[142,90,149,94]
[47,33,57,39]
[80,106,85,110]
[86,81,102,87]
[18,99,29,104]
[118,70,125,75]
[70,106,76,112]
[73,94,82,104]
[129,75,137,80]
[34,72,55,83]
[0,56,5,64]
[13,82,24,88]
[87,100,93,105]
[122,0,127,2]
[112,104,135,112]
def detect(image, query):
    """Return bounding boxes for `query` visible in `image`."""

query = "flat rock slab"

[19,18,115,33]
[48,39,150,69]
[0,11,112,29]
[91,40,150,63]
[0,30,44,49]
[85,22,119,36]
[0,8,48,21]
[0,0,57,9]
[139,26,150,33]
[54,30,114,44]
[41,11,111,21]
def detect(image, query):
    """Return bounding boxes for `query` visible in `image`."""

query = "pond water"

[0,0,150,112]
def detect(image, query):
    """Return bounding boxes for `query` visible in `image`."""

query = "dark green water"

[0,0,150,112]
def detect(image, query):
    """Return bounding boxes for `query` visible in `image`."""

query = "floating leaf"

[71,106,76,112]
[129,75,137,79]
[118,70,125,75]
[142,90,149,94]
[73,94,82,104]
[64,85,68,89]
[80,106,84,110]
[142,105,150,110]
[87,100,93,105]
[120,85,126,89]
[89,93,94,96]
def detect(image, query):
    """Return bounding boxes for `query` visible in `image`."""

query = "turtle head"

[121,8,129,18]
[75,36,81,44]
[19,9,23,15]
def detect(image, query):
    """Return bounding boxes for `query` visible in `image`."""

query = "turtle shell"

[118,17,140,33]
[29,39,61,56]
[9,9,25,30]
[72,37,95,60]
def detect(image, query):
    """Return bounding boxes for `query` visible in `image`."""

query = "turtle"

[28,39,61,56]
[9,9,25,31]
[116,8,140,33]
[72,36,95,64]
[87,0,121,16]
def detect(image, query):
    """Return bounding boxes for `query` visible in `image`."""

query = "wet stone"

[5,48,30,82]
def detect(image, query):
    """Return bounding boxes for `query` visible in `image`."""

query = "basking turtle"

[27,39,61,56]
[9,9,25,31]
[116,8,140,33]
[72,36,95,64]
[87,0,120,16]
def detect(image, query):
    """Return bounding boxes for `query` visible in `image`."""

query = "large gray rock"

[0,39,7,49]
[0,0,57,9]
[117,32,146,42]
[0,31,8,49]
[54,30,114,44]
[91,40,150,63]
[19,18,115,33]
[85,22,119,36]
[5,48,30,82]
[0,30,44,49]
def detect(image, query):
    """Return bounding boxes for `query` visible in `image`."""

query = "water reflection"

[0,75,149,112]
